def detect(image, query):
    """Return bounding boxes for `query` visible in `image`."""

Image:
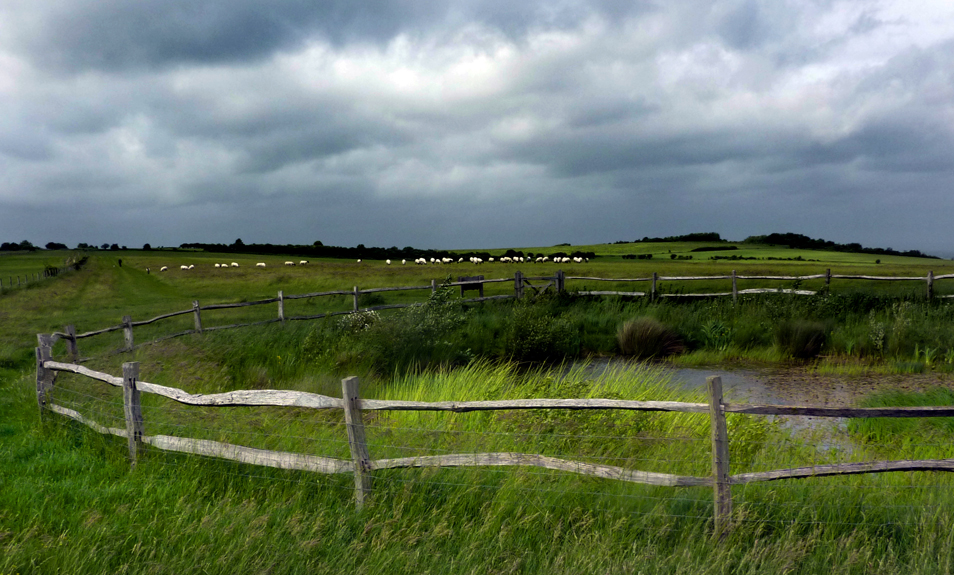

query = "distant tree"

[313,240,323,247]
[232,238,245,248]
[45,242,68,250]
[143,243,152,250]
[110,243,120,251]
[101,243,109,250]
[18,240,37,251]
[121,246,128,250]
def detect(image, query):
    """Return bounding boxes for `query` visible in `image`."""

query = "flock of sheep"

[157,260,309,272]
[156,256,587,272]
[400,256,587,265]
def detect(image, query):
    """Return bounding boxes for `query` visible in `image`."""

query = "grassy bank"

[4,354,954,573]
[3,249,954,572]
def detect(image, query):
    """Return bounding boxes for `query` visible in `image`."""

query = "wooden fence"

[0,256,85,293]
[43,269,952,361]
[34,336,954,540]
[569,269,954,303]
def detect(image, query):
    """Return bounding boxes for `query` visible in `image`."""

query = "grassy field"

[3,246,954,573]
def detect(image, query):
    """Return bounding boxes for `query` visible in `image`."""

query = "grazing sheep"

[215,263,221,268]
[357,259,362,263]
[299,260,308,265]
[160,266,168,272]
[386,259,391,265]
[402,259,407,265]
[189,264,195,269]
[256,262,266,268]
[180,265,188,270]
[231,262,239,267]
[285,261,295,266]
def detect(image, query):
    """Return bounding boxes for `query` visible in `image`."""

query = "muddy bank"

[671,366,954,406]
[583,358,954,406]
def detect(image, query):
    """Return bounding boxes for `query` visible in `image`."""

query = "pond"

[579,358,954,446]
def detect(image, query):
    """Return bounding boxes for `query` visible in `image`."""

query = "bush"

[775,320,827,359]
[504,304,579,362]
[617,317,685,360]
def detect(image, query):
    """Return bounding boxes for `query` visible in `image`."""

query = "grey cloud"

[10,0,654,73]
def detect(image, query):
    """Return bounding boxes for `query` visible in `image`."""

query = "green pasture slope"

[2,246,954,573]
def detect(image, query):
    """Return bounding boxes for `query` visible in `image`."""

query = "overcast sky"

[2,1,953,255]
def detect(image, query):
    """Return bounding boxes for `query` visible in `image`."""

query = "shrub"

[617,317,685,360]
[504,304,579,362]
[775,320,827,359]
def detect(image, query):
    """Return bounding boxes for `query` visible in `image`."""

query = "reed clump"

[617,317,685,359]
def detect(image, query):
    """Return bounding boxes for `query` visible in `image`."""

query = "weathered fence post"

[825,268,831,289]
[122,315,134,351]
[278,290,285,324]
[65,325,78,362]
[122,362,144,466]
[708,375,732,542]
[651,272,658,302]
[353,286,360,312]
[927,271,934,301]
[555,270,566,293]
[431,279,436,295]
[192,301,203,333]
[731,270,738,306]
[36,334,55,418]
[342,376,371,508]
[515,271,524,299]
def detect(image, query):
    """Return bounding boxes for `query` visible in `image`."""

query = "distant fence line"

[34,339,954,541]
[44,269,953,361]
[0,258,82,293]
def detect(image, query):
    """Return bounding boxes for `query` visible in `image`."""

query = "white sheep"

[256,262,266,268]
[180,265,188,270]
[214,263,221,268]
[299,260,308,265]
[402,259,407,265]
[231,262,239,267]
[357,259,362,263]
[189,264,195,269]
[285,261,295,266]
[160,266,168,272]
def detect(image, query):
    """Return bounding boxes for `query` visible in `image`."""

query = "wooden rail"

[36,345,954,539]
[46,268,952,360]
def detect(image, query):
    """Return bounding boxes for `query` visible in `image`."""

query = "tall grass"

[5,353,954,573]
[5,253,954,572]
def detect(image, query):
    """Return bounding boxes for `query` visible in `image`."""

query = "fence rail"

[0,255,87,294]
[35,337,954,538]
[44,268,952,361]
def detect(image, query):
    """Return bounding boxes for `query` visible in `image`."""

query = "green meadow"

[2,244,954,573]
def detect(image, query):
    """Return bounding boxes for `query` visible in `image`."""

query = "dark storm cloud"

[8,0,653,72]
[2,0,954,256]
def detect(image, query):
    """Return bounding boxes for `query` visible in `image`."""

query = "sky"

[2,1,954,255]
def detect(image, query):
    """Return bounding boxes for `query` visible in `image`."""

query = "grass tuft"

[617,317,685,360]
